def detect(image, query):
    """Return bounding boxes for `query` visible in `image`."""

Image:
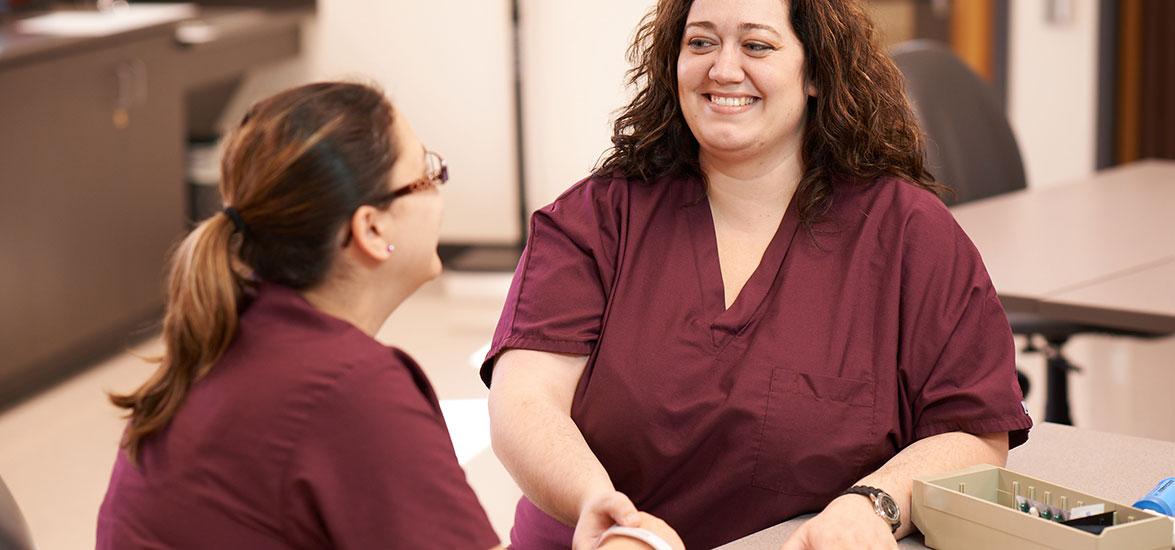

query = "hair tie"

[223,207,248,234]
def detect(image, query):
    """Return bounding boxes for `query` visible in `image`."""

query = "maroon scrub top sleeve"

[481,178,624,386]
[898,197,1032,449]
[283,358,499,549]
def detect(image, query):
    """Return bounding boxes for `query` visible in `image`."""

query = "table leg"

[1044,351,1074,425]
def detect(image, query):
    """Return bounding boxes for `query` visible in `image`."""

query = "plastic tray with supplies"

[913,464,1174,549]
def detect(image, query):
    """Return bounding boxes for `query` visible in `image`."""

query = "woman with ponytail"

[96,81,500,549]
[96,81,681,550]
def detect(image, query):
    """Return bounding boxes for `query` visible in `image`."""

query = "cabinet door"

[0,33,184,389]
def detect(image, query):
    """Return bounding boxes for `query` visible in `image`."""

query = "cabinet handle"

[131,59,148,104]
[113,59,147,130]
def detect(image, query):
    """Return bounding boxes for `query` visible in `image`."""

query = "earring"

[386,244,396,253]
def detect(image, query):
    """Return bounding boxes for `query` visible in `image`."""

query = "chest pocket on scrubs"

[751,367,876,496]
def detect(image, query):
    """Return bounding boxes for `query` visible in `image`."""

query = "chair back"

[890,40,1028,204]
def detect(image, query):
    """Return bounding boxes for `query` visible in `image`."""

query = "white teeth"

[709,95,755,107]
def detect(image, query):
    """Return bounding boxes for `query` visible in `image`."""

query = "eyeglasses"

[369,149,448,205]
[341,149,447,248]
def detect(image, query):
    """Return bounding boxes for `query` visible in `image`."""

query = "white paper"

[439,398,491,466]
[1068,502,1107,520]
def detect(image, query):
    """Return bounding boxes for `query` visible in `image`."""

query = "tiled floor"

[0,272,1172,549]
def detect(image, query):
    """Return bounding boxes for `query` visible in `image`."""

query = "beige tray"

[913,464,1173,550]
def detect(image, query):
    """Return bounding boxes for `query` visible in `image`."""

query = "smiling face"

[677,0,814,165]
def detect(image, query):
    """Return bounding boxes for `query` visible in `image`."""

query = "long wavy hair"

[110,82,398,461]
[596,0,945,223]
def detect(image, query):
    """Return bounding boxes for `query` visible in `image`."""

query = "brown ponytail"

[111,81,398,460]
[110,214,244,459]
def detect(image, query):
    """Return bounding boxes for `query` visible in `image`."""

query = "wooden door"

[1115,0,1175,163]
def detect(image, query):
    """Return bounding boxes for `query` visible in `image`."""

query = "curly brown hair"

[596,0,945,223]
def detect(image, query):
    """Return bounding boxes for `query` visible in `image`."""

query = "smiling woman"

[483,0,1031,549]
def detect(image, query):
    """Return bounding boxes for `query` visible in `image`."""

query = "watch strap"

[840,485,900,533]
[842,485,883,499]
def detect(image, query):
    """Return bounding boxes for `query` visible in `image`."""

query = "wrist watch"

[841,485,901,533]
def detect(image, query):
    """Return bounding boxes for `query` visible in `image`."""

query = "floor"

[0,272,1172,549]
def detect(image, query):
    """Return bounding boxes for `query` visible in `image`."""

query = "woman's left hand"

[779,494,898,550]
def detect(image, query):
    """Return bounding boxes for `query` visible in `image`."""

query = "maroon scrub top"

[98,283,499,550]
[482,173,1032,549]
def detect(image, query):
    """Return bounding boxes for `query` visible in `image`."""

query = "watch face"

[878,494,900,522]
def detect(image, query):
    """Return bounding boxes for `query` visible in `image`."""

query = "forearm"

[488,351,615,527]
[490,392,614,525]
[854,431,1009,539]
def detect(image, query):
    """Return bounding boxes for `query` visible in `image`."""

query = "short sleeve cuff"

[480,336,594,387]
[913,413,1034,450]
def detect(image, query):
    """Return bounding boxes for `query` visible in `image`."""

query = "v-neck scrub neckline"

[687,189,802,342]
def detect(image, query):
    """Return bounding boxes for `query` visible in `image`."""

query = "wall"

[1007,0,1100,187]
[225,0,521,244]
[229,0,665,238]
[517,0,658,211]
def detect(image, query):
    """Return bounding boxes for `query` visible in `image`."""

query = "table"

[949,159,1175,330]
[1039,256,1175,334]
[948,160,1175,423]
[718,422,1175,549]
